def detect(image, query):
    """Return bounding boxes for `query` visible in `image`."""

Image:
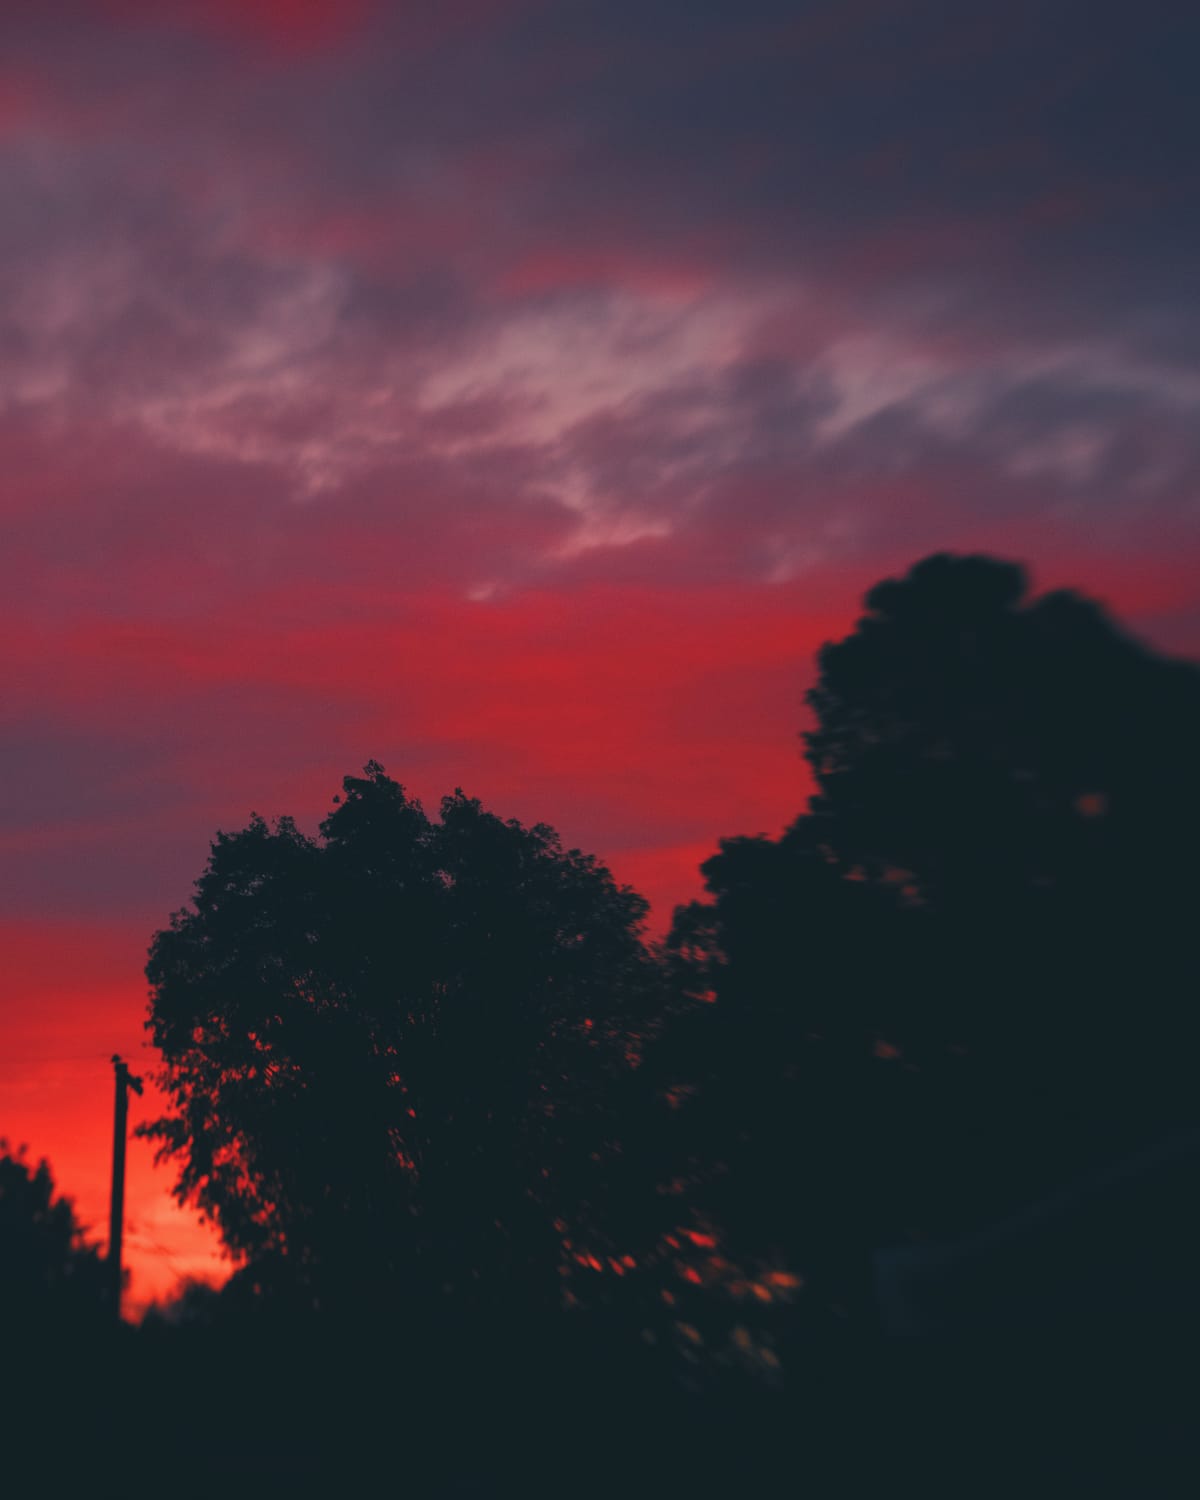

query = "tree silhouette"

[644,829,913,1364]
[0,1143,108,1331]
[141,763,660,1325]
[657,553,1200,1349]
[136,560,1200,1388]
[804,553,1200,1197]
[806,553,1199,914]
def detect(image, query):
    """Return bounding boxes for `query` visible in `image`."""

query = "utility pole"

[108,1054,143,1322]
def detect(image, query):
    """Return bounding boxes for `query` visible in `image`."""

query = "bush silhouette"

[0,1144,108,1331]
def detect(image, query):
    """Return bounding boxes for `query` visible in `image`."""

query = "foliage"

[0,1143,108,1328]
[141,763,660,1319]
[657,553,1200,1351]
[139,556,1200,1374]
[802,552,1200,1168]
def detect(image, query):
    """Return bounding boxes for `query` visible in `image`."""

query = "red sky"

[2,0,1198,1312]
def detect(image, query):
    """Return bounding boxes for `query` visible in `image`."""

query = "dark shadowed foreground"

[12,1307,1200,1497]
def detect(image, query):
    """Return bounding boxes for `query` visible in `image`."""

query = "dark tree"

[806,553,1199,915]
[0,1144,108,1330]
[644,830,914,1367]
[141,763,660,1326]
[803,553,1200,1194]
[656,554,1200,1352]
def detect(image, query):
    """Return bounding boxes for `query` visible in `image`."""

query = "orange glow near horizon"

[0,921,230,1315]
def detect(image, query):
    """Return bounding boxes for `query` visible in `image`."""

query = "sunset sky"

[2,0,1198,1310]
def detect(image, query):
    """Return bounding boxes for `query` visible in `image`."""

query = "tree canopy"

[657,553,1200,1346]
[805,553,1200,914]
[142,763,659,1319]
[802,553,1200,1165]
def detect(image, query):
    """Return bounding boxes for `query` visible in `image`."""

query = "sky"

[2,0,1198,1312]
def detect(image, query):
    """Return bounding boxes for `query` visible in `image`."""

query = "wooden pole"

[107,1054,143,1322]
